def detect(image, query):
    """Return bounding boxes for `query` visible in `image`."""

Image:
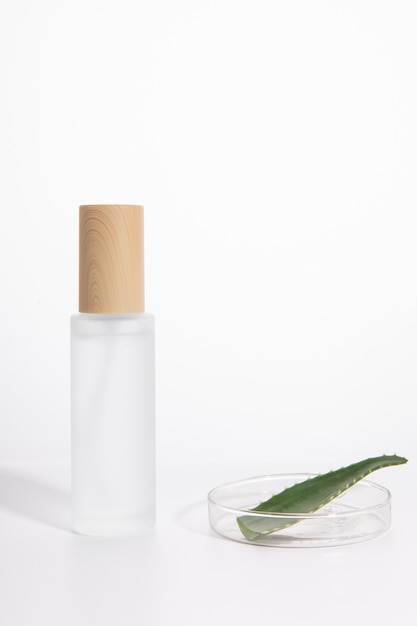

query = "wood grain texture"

[79,205,144,314]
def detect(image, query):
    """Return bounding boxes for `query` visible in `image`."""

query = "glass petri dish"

[208,474,391,548]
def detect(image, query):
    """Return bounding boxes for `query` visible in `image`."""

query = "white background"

[0,0,416,468]
[0,1,416,624]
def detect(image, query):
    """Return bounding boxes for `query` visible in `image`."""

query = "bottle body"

[71,313,155,536]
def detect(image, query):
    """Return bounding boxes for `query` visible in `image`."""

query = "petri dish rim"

[207,473,391,520]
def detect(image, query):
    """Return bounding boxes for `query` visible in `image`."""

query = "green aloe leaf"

[237,454,408,541]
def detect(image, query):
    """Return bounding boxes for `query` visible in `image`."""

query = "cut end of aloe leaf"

[236,517,259,541]
[236,454,408,542]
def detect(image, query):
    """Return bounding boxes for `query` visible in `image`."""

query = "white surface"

[0,0,416,469]
[0,461,415,626]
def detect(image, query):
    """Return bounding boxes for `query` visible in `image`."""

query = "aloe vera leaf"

[237,454,408,541]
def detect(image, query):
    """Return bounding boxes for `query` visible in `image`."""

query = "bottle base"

[72,516,155,538]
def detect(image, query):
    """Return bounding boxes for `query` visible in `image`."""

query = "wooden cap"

[79,205,144,314]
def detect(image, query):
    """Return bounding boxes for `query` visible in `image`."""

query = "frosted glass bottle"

[71,313,155,536]
[71,204,155,536]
